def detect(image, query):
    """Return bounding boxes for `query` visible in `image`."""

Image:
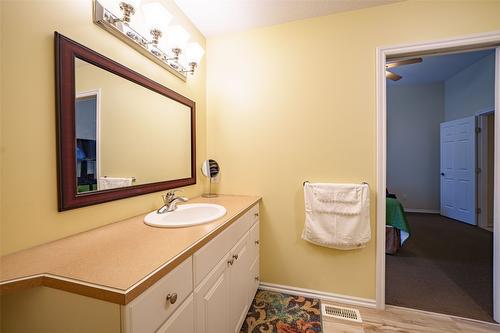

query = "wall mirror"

[56,32,196,211]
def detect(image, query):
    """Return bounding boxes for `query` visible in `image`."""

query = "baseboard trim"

[404,208,440,214]
[259,282,376,309]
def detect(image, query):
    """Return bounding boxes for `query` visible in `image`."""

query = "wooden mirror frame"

[55,32,196,211]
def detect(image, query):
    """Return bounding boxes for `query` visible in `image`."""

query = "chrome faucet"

[157,190,188,214]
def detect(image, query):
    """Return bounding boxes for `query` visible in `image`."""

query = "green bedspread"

[386,197,411,234]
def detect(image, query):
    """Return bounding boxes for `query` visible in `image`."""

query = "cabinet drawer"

[123,257,193,333]
[193,205,257,286]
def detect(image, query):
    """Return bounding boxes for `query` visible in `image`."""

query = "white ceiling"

[174,0,402,37]
[388,49,495,86]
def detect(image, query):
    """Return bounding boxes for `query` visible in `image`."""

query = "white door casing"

[493,46,500,323]
[75,89,101,186]
[376,30,500,322]
[440,116,477,225]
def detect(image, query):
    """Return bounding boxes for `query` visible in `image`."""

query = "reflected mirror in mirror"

[74,58,192,194]
[201,159,220,198]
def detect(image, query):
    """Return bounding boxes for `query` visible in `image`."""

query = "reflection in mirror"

[74,58,192,194]
[201,159,220,198]
[75,91,99,193]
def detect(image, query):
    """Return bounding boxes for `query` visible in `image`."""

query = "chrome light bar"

[92,0,188,81]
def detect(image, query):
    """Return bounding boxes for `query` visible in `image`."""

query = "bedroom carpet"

[386,213,494,322]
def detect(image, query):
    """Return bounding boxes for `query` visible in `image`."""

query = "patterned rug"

[240,290,322,333]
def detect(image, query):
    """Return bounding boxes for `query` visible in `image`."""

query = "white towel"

[98,177,133,190]
[301,183,371,250]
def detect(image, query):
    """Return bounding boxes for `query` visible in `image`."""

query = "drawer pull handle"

[255,240,260,245]
[254,276,259,281]
[232,254,239,260]
[228,259,234,266]
[254,213,259,217]
[166,293,178,305]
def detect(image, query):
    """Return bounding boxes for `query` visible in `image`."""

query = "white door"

[440,116,476,225]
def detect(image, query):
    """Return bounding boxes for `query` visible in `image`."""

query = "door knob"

[441,172,445,176]
[166,293,178,305]
[255,240,260,245]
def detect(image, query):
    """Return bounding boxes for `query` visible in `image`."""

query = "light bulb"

[99,0,121,17]
[185,42,205,65]
[166,25,190,51]
[141,2,172,32]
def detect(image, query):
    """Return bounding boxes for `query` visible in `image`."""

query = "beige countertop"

[0,195,261,304]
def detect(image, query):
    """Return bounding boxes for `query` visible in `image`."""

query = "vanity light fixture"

[93,0,204,81]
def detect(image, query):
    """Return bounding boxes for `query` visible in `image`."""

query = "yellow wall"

[0,0,206,255]
[75,60,192,186]
[1,287,120,333]
[206,0,500,299]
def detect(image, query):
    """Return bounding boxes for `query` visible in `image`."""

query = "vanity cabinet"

[121,203,260,333]
[194,204,259,333]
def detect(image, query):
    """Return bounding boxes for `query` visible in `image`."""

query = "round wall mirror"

[201,159,220,197]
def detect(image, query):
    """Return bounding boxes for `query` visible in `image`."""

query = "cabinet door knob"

[227,259,234,266]
[232,254,239,260]
[255,240,260,245]
[254,212,259,217]
[254,276,259,281]
[166,293,178,305]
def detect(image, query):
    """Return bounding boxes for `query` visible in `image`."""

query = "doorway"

[375,32,500,324]
[75,90,101,193]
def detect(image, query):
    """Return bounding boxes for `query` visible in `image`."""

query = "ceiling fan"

[385,57,423,81]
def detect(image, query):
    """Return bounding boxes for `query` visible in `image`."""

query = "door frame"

[477,108,495,231]
[75,89,102,188]
[375,30,500,322]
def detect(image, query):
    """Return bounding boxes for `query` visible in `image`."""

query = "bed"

[386,197,411,254]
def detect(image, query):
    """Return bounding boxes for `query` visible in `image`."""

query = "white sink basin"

[144,203,227,228]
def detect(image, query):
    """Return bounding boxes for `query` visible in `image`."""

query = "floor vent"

[321,304,362,323]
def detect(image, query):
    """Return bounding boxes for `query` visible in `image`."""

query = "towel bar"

[103,176,136,182]
[302,181,369,187]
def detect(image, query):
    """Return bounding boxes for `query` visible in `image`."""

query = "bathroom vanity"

[0,195,260,333]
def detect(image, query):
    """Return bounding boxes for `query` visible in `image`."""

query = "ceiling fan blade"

[386,57,423,69]
[386,70,402,81]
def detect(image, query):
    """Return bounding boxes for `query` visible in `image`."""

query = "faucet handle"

[163,190,182,203]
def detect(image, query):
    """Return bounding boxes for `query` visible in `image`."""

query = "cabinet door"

[248,221,259,265]
[228,232,251,333]
[194,253,230,333]
[248,257,259,305]
[157,295,194,333]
